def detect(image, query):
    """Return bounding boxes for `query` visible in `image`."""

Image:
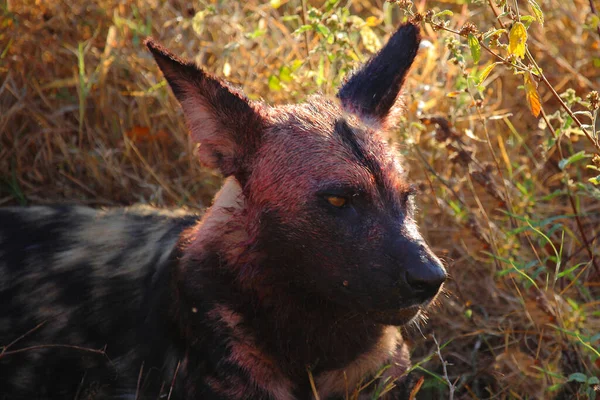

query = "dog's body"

[0,205,198,398]
[0,23,445,399]
[0,183,410,400]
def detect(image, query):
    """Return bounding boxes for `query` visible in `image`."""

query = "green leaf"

[279,66,292,83]
[360,25,381,53]
[547,383,563,392]
[468,33,481,64]
[282,15,300,22]
[557,262,587,278]
[589,175,600,185]
[326,32,335,45]
[483,28,507,41]
[307,7,321,20]
[246,28,266,39]
[520,15,536,28]
[268,75,282,91]
[479,62,498,84]
[588,376,600,385]
[433,10,453,19]
[192,10,209,35]
[324,0,341,11]
[316,55,325,87]
[290,59,303,72]
[315,23,331,38]
[558,151,592,170]
[568,372,588,383]
[293,24,313,35]
[529,0,545,25]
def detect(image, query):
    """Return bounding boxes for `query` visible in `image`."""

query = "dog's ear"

[146,39,265,181]
[337,23,421,128]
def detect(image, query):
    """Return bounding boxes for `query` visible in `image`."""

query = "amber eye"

[326,195,347,208]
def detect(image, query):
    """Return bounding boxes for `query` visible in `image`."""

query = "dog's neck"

[175,177,402,396]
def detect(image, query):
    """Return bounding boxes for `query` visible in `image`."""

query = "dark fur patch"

[337,23,421,122]
[333,118,387,188]
[0,206,199,399]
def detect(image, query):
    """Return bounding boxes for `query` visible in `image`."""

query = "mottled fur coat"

[0,23,446,400]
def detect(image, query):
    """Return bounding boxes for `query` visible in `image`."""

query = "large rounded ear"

[145,38,265,182]
[337,23,421,129]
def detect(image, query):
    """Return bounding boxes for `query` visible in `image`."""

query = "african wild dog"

[0,22,446,399]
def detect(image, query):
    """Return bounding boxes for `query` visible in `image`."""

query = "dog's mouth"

[367,304,422,326]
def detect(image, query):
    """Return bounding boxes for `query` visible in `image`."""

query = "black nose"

[405,261,446,301]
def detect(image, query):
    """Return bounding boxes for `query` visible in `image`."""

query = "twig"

[527,49,600,152]
[539,108,600,277]
[74,372,86,400]
[485,0,600,277]
[300,0,313,69]
[466,83,547,274]
[486,0,600,152]
[563,231,600,266]
[167,360,181,400]
[589,0,600,37]
[488,0,504,28]
[0,321,46,358]
[432,334,455,400]
[412,142,467,208]
[126,138,181,202]
[1,344,107,357]
[307,367,321,400]
[426,22,531,74]
[135,361,145,400]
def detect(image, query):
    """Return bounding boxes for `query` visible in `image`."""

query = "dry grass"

[1,0,599,398]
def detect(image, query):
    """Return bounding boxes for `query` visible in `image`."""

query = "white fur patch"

[314,326,402,398]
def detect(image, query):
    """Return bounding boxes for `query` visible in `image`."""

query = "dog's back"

[0,205,199,399]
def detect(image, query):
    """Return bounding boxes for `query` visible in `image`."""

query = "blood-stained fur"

[0,22,446,399]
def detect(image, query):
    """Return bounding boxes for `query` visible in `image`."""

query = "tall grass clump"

[1,0,599,398]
